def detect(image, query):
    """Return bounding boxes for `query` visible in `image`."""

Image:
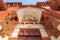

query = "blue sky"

[4,0,46,5]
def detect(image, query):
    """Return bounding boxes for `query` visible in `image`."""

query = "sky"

[4,0,47,5]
